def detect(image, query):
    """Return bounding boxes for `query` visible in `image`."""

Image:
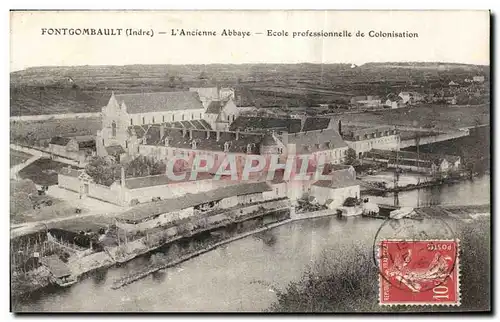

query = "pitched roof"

[74,136,95,149]
[313,169,359,189]
[114,91,204,114]
[50,136,71,146]
[287,128,347,153]
[302,117,332,132]
[138,125,264,154]
[206,100,223,114]
[117,182,272,222]
[229,116,302,133]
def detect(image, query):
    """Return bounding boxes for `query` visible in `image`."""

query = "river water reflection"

[12,175,490,312]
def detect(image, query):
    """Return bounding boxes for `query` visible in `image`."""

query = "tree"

[85,156,121,186]
[345,148,357,165]
[125,155,166,177]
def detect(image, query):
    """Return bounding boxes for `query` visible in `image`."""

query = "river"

[12,174,490,312]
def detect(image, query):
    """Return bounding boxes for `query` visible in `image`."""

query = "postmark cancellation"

[378,239,460,306]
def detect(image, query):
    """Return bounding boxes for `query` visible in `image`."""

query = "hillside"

[10,63,490,116]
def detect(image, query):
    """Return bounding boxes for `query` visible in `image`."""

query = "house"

[204,97,239,131]
[398,91,425,105]
[341,125,400,158]
[96,91,206,157]
[282,128,349,165]
[398,92,412,104]
[114,181,273,232]
[384,94,404,109]
[473,76,485,83]
[310,168,360,208]
[49,135,96,164]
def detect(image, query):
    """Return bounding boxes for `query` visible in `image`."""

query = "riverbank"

[111,208,342,289]
[360,171,477,195]
[12,204,293,299]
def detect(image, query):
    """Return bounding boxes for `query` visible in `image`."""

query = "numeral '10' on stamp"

[379,240,460,306]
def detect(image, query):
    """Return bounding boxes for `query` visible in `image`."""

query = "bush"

[269,219,490,312]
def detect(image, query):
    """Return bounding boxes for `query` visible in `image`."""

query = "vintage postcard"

[9,10,490,312]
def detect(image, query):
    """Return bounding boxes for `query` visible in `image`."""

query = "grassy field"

[10,149,33,167]
[10,117,101,144]
[10,63,489,116]
[340,104,489,131]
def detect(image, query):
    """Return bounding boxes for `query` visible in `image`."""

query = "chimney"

[216,131,221,142]
[189,129,193,140]
[121,167,126,189]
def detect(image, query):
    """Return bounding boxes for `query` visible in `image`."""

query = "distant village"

[10,73,486,292]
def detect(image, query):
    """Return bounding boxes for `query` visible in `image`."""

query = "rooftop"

[50,136,71,146]
[117,181,272,222]
[124,172,215,190]
[113,91,204,114]
[137,125,264,154]
[229,116,302,133]
[287,128,348,153]
[313,169,359,189]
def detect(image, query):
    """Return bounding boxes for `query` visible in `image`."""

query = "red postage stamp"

[378,240,460,306]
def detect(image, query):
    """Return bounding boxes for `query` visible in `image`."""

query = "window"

[172,115,175,122]
[130,118,133,125]
[182,114,185,121]
[162,115,165,122]
[142,117,145,124]
[227,115,230,122]
[277,147,283,154]
[200,113,202,119]
[125,141,128,149]
[111,121,117,137]
[232,115,236,122]
[152,116,155,123]
[191,114,194,120]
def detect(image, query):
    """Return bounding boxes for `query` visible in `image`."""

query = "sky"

[10,10,490,72]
